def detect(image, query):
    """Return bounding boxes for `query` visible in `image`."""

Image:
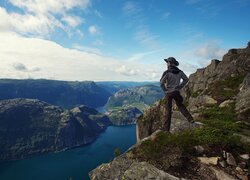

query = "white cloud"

[12,62,41,72]
[194,42,226,60]
[122,1,141,16]
[126,49,164,62]
[9,0,90,14]
[0,7,63,36]
[12,62,27,71]
[115,65,140,76]
[72,44,102,55]
[76,29,84,38]
[0,0,89,37]
[0,32,163,81]
[62,15,83,28]
[134,26,159,49]
[88,25,99,35]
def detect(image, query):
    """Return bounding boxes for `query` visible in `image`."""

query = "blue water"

[0,125,136,180]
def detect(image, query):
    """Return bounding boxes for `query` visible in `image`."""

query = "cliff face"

[0,98,112,162]
[106,106,142,126]
[90,42,250,180]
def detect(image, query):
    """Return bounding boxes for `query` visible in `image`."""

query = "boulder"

[188,95,217,112]
[219,100,235,108]
[209,167,237,180]
[198,157,219,165]
[235,73,250,122]
[89,156,181,180]
[226,153,237,166]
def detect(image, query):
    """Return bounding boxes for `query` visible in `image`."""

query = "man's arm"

[178,71,188,90]
[160,71,168,92]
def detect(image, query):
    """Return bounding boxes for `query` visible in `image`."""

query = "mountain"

[89,42,250,179]
[105,84,164,112]
[96,81,159,94]
[105,106,142,126]
[0,79,111,108]
[0,98,112,162]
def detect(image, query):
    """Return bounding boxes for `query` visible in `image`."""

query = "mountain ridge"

[0,79,111,108]
[0,98,112,162]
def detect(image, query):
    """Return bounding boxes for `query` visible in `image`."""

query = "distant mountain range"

[104,84,163,125]
[96,81,159,94]
[105,84,164,112]
[0,79,111,108]
[0,98,112,162]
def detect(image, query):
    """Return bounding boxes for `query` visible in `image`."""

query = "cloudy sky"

[0,0,249,81]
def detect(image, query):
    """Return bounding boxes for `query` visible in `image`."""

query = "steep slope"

[0,98,112,162]
[0,79,111,108]
[90,42,250,179]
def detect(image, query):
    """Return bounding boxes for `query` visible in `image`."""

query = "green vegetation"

[205,75,245,103]
[132,104,249,160]
[114,148,121,157]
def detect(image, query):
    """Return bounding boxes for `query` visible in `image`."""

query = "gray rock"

[188,95,217,111]
[219,100,235,108]
[89,156,182,180]
[123,162,182,180]
[198,157,219,165]
[233,133,250,144]
[236,73,250,123]
[240,154,249,160]
[194,145,205,155]
[219,160,227,168]
[209,167,237,180]
[226,153,237,166]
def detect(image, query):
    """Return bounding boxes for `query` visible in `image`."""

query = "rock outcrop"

[106,106,142,126]
[0,98,112,162]
[136,99,193,141]
[89,155,181,180]
[235,73,250,122]
[182,42,250,121]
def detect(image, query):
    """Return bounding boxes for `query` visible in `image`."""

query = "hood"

[167,66,181,74]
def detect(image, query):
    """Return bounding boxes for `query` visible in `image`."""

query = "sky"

[0,0,249,82]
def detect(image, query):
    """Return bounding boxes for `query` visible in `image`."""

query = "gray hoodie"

[160,66,188,93]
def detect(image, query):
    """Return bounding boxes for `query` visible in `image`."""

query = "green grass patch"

[205,75,245,103]
[132,104,249,160]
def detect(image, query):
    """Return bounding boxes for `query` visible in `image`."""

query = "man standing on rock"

[160,57,194,131]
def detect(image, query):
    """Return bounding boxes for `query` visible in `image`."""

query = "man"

[160,57,194,131]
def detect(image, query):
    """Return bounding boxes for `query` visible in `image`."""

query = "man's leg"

[163,93,173,131]
[173,91,194,122]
